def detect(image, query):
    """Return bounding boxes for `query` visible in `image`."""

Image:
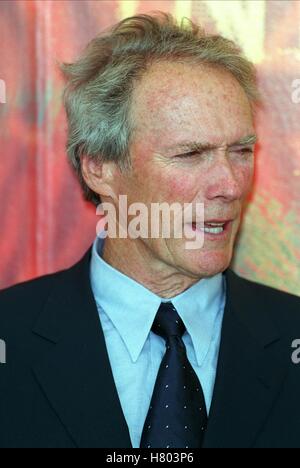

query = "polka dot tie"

[140,302,208,449]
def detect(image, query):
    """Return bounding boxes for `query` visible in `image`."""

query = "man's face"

[112,61,256,279]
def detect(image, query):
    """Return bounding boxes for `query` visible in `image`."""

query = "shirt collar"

[171,274,225,366]
[90,236,224,365]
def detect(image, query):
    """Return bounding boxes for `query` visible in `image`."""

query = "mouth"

[192,220,232,234]
[188,219,234,240]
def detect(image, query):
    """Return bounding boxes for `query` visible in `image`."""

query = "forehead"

[130,61,254,150]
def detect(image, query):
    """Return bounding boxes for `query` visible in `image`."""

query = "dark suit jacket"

[0,247,300,448]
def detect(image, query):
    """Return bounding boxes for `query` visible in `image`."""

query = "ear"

[81,155,119,201]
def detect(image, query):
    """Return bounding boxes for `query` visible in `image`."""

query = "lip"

[204,218,233,224]
[186,220,234,241]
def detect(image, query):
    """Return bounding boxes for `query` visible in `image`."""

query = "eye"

[174,150,203,159]
[232,146,254,156]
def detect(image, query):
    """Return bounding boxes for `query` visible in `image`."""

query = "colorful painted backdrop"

[0,0,300,295]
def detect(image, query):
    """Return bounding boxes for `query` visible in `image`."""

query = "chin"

[184,249,233,279]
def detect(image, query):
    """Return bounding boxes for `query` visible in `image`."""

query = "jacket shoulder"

[227,269,300,330]
[0,269,67,334]
[0,247,92,339]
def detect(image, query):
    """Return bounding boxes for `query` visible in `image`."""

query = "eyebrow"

[165,134,258,154]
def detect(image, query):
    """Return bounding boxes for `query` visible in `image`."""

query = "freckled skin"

[101,61,255,298]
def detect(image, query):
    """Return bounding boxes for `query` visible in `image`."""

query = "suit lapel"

[203,270,288,448]
[32,248,132,448]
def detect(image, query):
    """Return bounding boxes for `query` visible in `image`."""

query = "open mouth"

[191,220,232,235]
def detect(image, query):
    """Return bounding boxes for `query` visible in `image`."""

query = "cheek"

[162,174,197,203]
[134,161,196,203]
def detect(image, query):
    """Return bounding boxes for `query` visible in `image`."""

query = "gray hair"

[60,11,260,206]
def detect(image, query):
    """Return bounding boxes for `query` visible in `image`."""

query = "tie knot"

[152,302,186,339]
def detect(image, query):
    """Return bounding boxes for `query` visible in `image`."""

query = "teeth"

[191,222,227,234]
[202,226,224,234]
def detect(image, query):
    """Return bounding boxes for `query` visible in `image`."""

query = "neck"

[102,237,201,299]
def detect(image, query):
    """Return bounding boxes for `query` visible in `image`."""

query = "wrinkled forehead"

[129,61,254,148]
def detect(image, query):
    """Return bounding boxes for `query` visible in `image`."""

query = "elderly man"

[0,12,299,449]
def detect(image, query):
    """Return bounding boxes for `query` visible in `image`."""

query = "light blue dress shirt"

[90,236,226,448]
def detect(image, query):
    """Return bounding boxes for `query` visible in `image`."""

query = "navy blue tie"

[140,302,208,449]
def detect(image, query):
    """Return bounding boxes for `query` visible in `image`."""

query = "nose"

[205,154,244,202]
